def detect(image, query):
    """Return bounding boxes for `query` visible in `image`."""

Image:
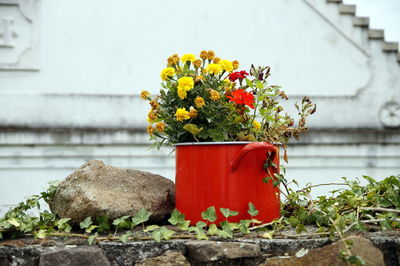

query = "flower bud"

[140,90,150,100]
[232,60,239,70]
[213,57,221,64]
[193,59,202,69]
[200,50,208,60]
[207,50,215,61]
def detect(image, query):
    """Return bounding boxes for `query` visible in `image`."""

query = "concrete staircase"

[326,0,400,63]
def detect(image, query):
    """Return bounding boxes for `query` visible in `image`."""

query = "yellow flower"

[160,67,176,81]
[210,89,220,101]
[219,60,233,72]
[177,76,194,97]
[140,90,150,100]
[147,125,154,136]
[193,59,202,69]
[150,98,160,109]
[200,50,208,60]
[189,106,198,119]
[252,120,261,131]
[213,57,221,64]
[181,54,196,63]
[155,122,165,132]
[177,87,187,99]
[232,60,239,70]
[175,108,190,121]
[205,63,222,75]
[194,96,205,108]
[148,110,158,122]
[207,50,215,61]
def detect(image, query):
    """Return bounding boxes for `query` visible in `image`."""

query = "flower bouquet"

[141,50,316,156]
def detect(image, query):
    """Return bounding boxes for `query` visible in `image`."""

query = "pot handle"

[231,142,277,171]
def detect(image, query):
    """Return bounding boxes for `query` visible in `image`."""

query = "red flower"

[227,89,255,109]
[228,71,249,82]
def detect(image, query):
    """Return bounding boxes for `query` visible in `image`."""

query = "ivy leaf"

[119,232,132,243]
[220,208,239,218]
[8,218,20,227]
[177,220,190,231]
[112,215,131,230]
[34,229,47,239]
[88,232,98,246]
[247,202,259,217]
[56,218,72,233]
[96,216,110,233]
[79,217,93,230]
[152,230,162,243]
[132,208,151,227]
[217,222,233,239]
[168,209,185,226]
[239,220,251,234]
[85,225,98,234]
[160,226,175,240]
[207,224,219,236]
[262,231,274,239]
[144,225,159,232]
[189,226,208,240]
[201,206,217,222]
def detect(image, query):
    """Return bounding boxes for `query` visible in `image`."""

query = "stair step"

[353,17,369,27]
[382,42,399,52]
[327,0,342,3]
[368,29,384,40]
[397,53,400,63]
[339,4,356,15]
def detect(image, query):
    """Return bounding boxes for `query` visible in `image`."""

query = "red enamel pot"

[175,142,280,225]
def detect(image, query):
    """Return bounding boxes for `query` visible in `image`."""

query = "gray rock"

[135,250,190,266]
[185,241,261,263]
[261,235,385,266]
[39,246,110,266]
[49,160,175,223]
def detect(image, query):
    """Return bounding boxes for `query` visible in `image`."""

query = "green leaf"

[96,216,110,233]
[177,220,190,231]
[189,226,208,240]
[0,232,2,239]
[168,209,185,226]
[183,124,203,137]
[207,224,219,236]
[217,222,233,239]
[144,225,159,232]
[201,206,217,222]
[220,208,239,218]
[88,232,98,246]
[245,78,253,88]
[79,216,93,229]
[8,218,20,227]
[196,221,207,229]
[160,226,175,240]
[262,231,274,239]
[255,80,264,89]
[348,255,365,266]
[112,215,131,229]
[132,208,151,227]
[239,220,251,234]
[56,218,72,233]
[247,202,259,217]
[35,229,47,239]
[152,230,162,242]
[119,232,132,243]
[85,225,98,234]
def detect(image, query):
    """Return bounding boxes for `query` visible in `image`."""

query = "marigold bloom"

[150,98,160,109]
[207,50,215,60]
[177,87,187,99]
[213,57,221,64]
[160,67,176,81]
[189,106,198,119]
[147,125,154,136]
[232,60,239,70]
[205,63,222,75]
[200,50,208,60]
[148,110,158,121]
[155,122,165,132]
[140,90,150,100]
[178,76,194,91]
[210,89,220,101]
[181,54,196,63]
[175,108,190,121]
[227,88,255,109]
[193,59,202,69]
[252,120,261,131]
[219,60,233,72]
[194,96,205,108]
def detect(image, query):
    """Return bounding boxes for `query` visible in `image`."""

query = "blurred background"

[0,0,399,215]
